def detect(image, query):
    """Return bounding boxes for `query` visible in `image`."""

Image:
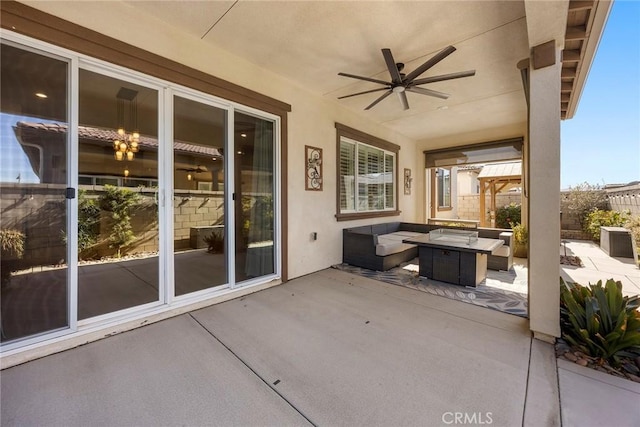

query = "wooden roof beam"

[568,1,594,11]
[562,68,577,78]
[561,82,573,92]
[566,26,587,41]
[562,49,581,62]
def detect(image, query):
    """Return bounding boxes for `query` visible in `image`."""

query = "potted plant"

[510,222,528,258]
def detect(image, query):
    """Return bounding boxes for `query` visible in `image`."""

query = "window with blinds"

[340,136,395,214]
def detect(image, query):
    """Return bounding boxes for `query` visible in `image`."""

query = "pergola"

[478,162,522,227]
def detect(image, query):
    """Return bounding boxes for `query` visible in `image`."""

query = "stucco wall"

[20,1,421,280]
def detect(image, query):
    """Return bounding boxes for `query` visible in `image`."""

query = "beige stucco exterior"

[0,0,613,363]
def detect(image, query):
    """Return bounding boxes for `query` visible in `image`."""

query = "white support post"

[524,0,569,339]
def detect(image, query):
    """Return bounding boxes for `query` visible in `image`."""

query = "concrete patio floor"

[1,269,559,426]
[560,239,640,296]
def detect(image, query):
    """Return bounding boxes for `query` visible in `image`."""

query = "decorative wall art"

[305,145,323,191]
[404,168,412,195]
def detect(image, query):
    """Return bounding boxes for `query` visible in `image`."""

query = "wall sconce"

[187,173,193,181]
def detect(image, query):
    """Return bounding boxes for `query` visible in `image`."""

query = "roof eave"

[565,0,613,120]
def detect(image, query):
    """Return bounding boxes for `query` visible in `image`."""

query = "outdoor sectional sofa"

[342,222,514,272]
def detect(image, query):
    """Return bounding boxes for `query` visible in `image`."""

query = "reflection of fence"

[0,184,66,269]
[0,184,273,267]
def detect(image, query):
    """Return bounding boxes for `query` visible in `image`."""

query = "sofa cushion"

[492,245,510,257]
[376,233,418,256]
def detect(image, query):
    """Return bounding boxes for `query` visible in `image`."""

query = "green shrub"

[509,222,528,245]
[625,215,640,257]
[78,190,100,252]
[0,229,25,285]
[585,209,630,240]
[565,182,608,229]
[495,203,521,229]
[0,229,25,258]
[560,278,640,366]
[99,185,140,257]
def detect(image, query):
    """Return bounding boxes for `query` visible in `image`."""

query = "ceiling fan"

[337,45,475,110]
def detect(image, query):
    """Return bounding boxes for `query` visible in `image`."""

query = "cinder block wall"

[456,192,523,224]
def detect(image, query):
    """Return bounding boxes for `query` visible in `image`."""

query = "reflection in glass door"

[234,112,275,282]
[77,69,159,320]
[0,43,70,342]
[173,95,228,295]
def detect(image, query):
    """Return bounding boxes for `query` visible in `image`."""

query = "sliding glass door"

[77,69,160,320]
[173,94,228,296]
[234,112,276,282]
[1,35,279,349]
[0,42,70,342]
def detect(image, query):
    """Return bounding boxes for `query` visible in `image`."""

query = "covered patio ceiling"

[121,0,531,142]
[17,1,605,143]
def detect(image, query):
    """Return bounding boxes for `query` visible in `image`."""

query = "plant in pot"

[509,222,528,258]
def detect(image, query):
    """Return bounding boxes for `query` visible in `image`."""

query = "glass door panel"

[0,43,69,342]
[173,95,228,295]
[77,69,159,319]
[234,113,275,282]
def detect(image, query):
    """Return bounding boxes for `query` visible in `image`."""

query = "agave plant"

[560,278,640,366]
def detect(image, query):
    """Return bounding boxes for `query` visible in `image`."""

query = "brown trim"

[1,0,290,282]
[0,1,291,116]
[335,122,400,221]
[335,210,401,222]
[335,123,400,153]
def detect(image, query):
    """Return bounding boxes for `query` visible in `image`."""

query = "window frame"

[436,167,453,211]
[335,123,400,221]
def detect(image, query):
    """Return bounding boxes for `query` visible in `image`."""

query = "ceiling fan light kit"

[338,45,475,111]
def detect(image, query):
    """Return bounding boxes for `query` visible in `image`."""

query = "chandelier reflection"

[113,87,140,161]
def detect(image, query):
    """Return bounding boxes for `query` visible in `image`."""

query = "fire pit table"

[403,228,504,287]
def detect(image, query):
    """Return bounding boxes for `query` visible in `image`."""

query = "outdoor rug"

[333,259,528,318]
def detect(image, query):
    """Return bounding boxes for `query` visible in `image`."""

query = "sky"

[560,0,640,189]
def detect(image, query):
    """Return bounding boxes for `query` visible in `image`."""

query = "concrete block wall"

[0,184,229,267]
[173,191,225,250]
[456,192,523,224]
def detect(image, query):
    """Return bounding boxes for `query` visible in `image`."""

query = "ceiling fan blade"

[364,90,392,110]
[403,45,456,83]
[407,86,450,99]
[409,70,476,86]
[382,48,402,84]
[399,91,409,110]
[338,72,390,86]
[338,87,390,99]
